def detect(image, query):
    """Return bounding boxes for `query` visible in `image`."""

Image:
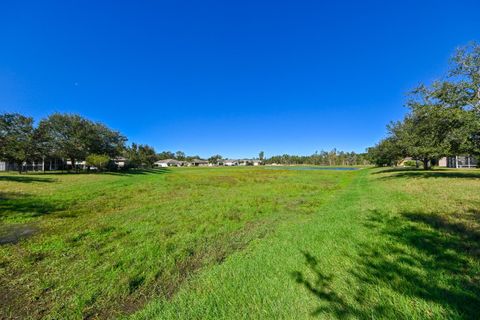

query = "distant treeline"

[264,150,369,166]
[1,112,368,173]
[366,42,480,169]
[0,112,213,172]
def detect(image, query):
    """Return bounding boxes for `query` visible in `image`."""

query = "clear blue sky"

[1,1,479,158]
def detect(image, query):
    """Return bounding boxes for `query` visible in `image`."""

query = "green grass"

[1,167,479,319]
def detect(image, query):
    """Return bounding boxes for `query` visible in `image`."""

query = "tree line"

[367,42,480,169]
[0,112,238,172]
[0,112,168,172]
[264,150,369,166]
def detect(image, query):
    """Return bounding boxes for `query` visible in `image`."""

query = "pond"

[266,166,359,171]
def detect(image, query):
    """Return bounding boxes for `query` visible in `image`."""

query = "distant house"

[154,159,183,167]
[219,159,262,166]
[113,157,128,168]
[239,159,263,166]
[238,160,249,166]
[252,159,262,166]
[190,159,209,167]
[0,161,13,171]
[1,158,68,172]
[66,160,88,170]
[438,156,478,168]
[221,159,239,166]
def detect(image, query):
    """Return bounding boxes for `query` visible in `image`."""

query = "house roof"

[155,159,181,164]
[190,159,208,163]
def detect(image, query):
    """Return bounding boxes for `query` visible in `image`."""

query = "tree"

[258,151,264,161]
[139,145,157,167]
[157,151,175,160]
[369,43,480,169]
[208,154,222,164]
[0,113,39,173]
[87,122,126,158]
[37,113,91,170]
[124,143,158,168]
[366,137,403,167]
[449,42,480,112]
[175,151,186,161]
[38,113,126,171]
[86,154,110,172]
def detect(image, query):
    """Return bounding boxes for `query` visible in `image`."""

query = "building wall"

[446,156,478,168]
[438,157,447,167]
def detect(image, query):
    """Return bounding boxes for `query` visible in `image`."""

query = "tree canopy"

[0,113,39,172]
[368,42,480,169]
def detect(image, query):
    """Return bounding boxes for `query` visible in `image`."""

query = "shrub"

[403,160,418,167]
[85,154,110,172]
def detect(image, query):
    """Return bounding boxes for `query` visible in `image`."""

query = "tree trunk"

[422,158,431,170]
[70,157,76,172]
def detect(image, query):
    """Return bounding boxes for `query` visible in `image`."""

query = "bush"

[403,160,418,167]
[85,154,110,172]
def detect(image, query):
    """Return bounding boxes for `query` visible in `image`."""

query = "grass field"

[1,167,479,319]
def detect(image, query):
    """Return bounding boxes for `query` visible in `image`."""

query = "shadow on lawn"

[0,168,171,177]
[0,175,56,183]
[105,168,171,176]
[0,192,64,219]
[292,252,365,318]
[294,209,480,318]
[373,168,480,179]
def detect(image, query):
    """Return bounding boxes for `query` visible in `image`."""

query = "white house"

[222,159,239,166]
[239,159,263,166]
[251,159,262,166]
[113,157,128,168]
[154,159,183,167]
[189,159,209,166]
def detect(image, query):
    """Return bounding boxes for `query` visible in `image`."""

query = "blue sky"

[1,1,479,158]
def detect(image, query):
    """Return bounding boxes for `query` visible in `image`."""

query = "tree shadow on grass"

[0,176,56,183]
[0,192,65,220]
[294,209,480,318]
[292,251,390,318]
[105,168,171,176]
[4,168,171,177]
[292,252,360,318]
[358,209,480,318]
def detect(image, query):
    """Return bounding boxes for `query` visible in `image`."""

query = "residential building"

[439,156,478,168]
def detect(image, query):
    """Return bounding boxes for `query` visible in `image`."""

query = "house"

[66,160,88,170]
[238,160,249,166]
[0,161,11,171]
[221,159,239,166]
[154,159,183,167]
[438,156,477,168]
[251,159,262,166]
[238,159,263,166]
[113,157,128,168]
[190,159,209,166]
[0,158,67,172]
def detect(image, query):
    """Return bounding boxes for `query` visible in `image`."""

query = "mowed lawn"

[1,167,480,319]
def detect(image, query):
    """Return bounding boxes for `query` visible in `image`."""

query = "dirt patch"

[0,224,37,245]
